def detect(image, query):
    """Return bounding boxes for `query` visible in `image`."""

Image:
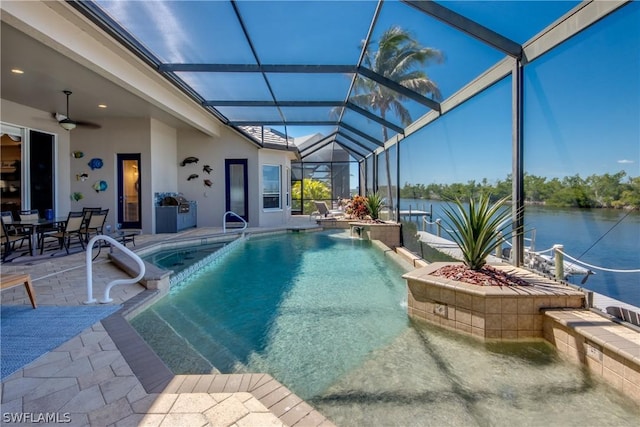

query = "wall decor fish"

[180,156,199,166]
[187,174,199,181]
[76,172,89,182]
[203,164,212,174]
[88,158,103,170]
[203,179,213,187]
[92,180,108,193]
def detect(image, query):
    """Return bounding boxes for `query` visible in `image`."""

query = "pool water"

[131,230,639,425]
[141,242,227,274]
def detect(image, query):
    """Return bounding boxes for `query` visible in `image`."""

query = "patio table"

[12,217,67,256]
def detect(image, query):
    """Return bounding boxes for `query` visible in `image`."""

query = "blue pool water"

[141,242,227,274]
[132,230,639,425]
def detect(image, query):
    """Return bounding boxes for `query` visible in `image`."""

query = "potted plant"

[430,193,528,286]
[364,192,385,222]
[403,193,586,339]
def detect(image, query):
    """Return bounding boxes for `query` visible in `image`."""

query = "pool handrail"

[223,211,247,233]
[85,234,145,304]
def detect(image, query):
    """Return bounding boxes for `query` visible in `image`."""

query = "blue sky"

[96,1,638,184]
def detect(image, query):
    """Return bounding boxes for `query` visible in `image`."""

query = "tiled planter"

[403,262,586,340]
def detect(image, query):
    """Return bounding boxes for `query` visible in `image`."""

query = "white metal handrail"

[223,211,247,233]
[85,235,145,304]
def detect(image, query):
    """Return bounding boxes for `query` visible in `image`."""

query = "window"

[263,165,281,209]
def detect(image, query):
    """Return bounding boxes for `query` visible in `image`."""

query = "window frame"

[262,164,282,210]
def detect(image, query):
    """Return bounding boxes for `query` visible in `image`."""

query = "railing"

[85,235,145,304]
[223,211,247,233]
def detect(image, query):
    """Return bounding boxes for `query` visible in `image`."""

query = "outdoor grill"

[161,195,190,213]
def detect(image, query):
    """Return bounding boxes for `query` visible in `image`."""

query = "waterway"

[400,199,640,307]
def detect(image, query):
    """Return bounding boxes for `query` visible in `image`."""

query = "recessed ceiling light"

[11,69,24,74]
[98,104,107,109]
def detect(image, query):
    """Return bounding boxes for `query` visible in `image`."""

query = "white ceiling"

[1,21,191,130]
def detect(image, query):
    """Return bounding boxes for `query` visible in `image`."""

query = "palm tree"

[352,26,443,212]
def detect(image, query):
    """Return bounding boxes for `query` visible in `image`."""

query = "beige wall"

[70,117,152,232]
[1,98,71,216]
[150,118,178,232]
[3,98,296,233]
[258,149,293,227]
[177,127,260,228]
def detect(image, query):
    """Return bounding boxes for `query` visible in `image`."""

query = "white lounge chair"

[313,201,345,219]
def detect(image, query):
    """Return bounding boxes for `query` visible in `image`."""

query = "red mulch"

[431,264,530,287]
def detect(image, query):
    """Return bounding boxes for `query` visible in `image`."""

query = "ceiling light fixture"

[98,104,107,109]
[59,90,77,131]
[11,69,24,74]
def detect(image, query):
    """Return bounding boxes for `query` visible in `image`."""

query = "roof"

[70,0,584,160]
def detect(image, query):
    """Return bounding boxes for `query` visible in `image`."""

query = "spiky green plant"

[364,192,385,220]
[441,194,512,270]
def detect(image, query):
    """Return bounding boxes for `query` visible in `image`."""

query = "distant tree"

[292,179,331,214]
[351,26,443,211]
[587,171,626,207]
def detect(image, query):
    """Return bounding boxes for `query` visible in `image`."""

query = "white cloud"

[617,159,635,164]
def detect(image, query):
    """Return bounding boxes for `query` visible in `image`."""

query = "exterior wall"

[258,149,292,227]
[150,118,178,232]
[177,127,259,228]
[1,98,71,217]
[70,117,152,233]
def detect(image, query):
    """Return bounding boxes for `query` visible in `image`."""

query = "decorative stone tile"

[23,382,80,413]
[236,412,285,427]
[2,377,47,402]
[100,375,141,404]
[485,298,501,314]
[517,314,534,331]
[160,412,208,427]
[60,384,106,413]
[170,393,216,413]
[137,393,178,414]
[501,298,518,314]
[22,377,78,403]
[89,396,133,426]
[204,395,249,426]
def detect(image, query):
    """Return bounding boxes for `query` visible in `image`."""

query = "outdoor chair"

[1,213,32,261]
[39,211,85,254]
[80,208,108,242]
[313,201,345,219]
[81,207,102,227]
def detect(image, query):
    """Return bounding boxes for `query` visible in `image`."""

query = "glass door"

[117,153,141,229]
[225,159,248,222]
[0,130,23,217]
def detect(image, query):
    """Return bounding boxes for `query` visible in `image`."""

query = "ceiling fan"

[53,90,101,130]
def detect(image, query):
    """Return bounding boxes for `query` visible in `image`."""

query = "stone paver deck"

[1,218,335,426]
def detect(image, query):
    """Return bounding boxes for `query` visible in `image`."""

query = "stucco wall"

[150,118,178,232]
[70,117,152,233]
[258,149,293,227]
[177,127,260,228]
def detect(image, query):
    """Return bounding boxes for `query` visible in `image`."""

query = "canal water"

[400,199,640,307]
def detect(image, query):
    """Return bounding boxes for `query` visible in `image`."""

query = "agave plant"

[441,194,513,270]
[364,192,385,220]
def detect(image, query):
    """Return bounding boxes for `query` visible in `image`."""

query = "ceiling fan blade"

[76,121,102,129]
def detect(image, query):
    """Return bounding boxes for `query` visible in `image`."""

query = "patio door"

[117,153,141,229]
[225,159,248,222]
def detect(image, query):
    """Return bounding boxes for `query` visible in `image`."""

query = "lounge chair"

[313,201,345,219]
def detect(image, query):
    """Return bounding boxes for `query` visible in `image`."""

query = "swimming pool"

[132,230,639,425]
